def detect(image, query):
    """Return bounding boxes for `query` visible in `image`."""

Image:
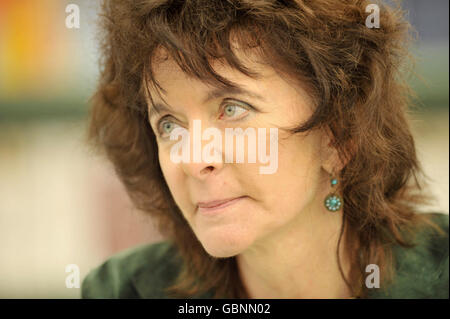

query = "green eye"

[162,121,174,133]
[157,118,181,138]
[221,104,248,119]
[225,105,236,116]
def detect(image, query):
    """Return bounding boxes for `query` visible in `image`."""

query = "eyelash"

[154,101,255,139]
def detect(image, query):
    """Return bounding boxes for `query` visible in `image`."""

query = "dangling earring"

[324,174,343,212]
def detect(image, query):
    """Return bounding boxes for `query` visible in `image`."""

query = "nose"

[176,119,225,180]
[174,119,225,180]
[181,148,224,180]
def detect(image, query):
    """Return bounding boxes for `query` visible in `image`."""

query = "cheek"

[158,146,187,205]
[158,146,171,181]
[255,134,323,216]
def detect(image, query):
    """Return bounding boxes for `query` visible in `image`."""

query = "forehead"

[148,46,272,92]
[145,46,316,115]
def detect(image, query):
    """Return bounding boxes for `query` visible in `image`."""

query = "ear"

[320,127,349,175]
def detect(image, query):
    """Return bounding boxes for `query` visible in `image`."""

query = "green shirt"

[81,213,449,299]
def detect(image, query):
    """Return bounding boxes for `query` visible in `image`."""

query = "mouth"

[196,196,247,215]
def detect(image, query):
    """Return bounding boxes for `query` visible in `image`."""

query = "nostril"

[201,166,214,173]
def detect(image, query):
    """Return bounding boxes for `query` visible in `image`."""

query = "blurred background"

[0,0,448,298]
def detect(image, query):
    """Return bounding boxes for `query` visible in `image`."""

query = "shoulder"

[369,212,449,299]
[81,240,183,298]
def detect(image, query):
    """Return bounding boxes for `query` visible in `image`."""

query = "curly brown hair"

[87,0,444,298]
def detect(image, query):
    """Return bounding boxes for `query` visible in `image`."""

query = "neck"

[236,207,353,299]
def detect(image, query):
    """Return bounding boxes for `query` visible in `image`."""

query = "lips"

[197,196,245,208]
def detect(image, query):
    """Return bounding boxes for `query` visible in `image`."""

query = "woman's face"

[147,50,337,258]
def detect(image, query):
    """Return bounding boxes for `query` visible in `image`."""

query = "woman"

[82,0,448,299]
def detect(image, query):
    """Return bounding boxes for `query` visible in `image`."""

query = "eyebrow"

[148,102,174,120]
[148,86,265,120]
[202,86,266,104]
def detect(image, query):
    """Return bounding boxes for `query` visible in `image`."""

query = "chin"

[198,231,253,258]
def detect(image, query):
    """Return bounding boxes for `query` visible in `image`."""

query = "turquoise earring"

[324,176,343,212]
